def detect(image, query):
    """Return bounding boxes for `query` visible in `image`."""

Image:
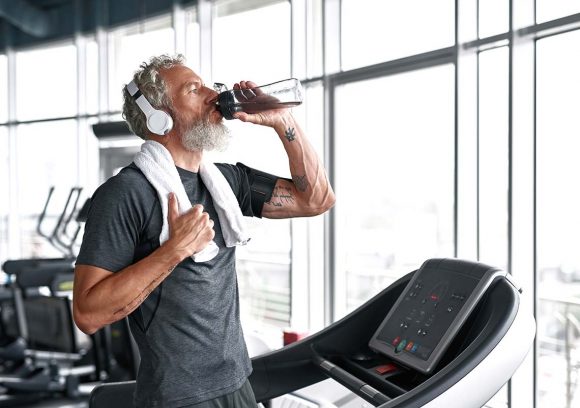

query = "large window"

[478,0,508,38]
[15,120,79,258]
[537,29,580,408]
[185,7,201,74]
[0,127,8,268]
[334,65,455,319]
[289,82,325,332]
[537,0,580,24]
[478,47,509,270]
[212,0,291,85]
[15,45,77,121]
[108,16,175,111]
[305,0,323,79]
[0,54,7,123]
[211,0,293,335]
[86,39,99,116]
[341,0,455,70]
[477,45,510,408]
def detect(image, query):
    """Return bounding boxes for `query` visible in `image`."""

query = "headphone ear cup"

[147,110,173,136]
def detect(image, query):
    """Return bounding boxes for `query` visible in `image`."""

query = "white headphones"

[126,80,173,136]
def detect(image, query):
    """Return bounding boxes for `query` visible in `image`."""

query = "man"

[72,54,335,407]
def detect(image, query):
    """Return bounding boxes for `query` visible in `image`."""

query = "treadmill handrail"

[312,353,390,406]
[51,187,83,257]
[36,186,55,241]
[36,186,83,257]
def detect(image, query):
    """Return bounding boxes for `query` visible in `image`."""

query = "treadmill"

[89,258,536,408]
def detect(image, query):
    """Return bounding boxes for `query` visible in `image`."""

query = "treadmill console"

[368,258,505,374]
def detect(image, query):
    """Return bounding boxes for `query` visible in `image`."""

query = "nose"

[204,86,219,105]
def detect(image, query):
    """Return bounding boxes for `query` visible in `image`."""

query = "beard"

[179,117,231,152]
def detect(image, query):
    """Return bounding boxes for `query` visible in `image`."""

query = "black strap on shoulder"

[236,162,280,217]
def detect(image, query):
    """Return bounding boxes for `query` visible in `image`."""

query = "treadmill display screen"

[368,259,502,374]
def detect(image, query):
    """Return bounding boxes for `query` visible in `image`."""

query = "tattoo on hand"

[266,186,295,207]
[292,175,309,192]
[285,127,296,142]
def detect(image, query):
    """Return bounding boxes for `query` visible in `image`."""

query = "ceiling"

[0,0,196,50]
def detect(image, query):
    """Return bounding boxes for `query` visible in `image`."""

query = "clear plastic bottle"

[215,78,303,120]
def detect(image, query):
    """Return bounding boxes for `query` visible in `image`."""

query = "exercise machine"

[89,258,535,407]
[0,187,138,406]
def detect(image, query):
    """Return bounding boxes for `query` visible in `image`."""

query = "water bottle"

[215,78,303,120]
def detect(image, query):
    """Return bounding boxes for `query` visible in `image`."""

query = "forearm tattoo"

[266,186,295,207]
[285,127,296,142]
[292,175,309,192]
[113,264,176,317]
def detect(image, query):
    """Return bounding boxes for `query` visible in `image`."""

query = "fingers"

[169,202,210,227]
[191,204,203,215]
[242,88,257,100]
[239,80,258,89]
[167,193,179,225]
[166,200,217,259]
[233,112,248,122]
[184,205,214,232]
[235,81,258,100]
[188,211,215,251]
[245,81,261,95]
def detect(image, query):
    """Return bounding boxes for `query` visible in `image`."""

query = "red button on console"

[375,363,398,375]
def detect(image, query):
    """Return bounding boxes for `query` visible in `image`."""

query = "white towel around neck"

[134,140,250,262]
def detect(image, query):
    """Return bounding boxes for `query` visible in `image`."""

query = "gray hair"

[122,54,186,139]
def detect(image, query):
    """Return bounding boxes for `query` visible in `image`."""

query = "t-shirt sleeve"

[76,170,156,272]
[215,162,279,218]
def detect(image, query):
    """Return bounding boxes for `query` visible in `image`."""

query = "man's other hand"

[166,193,215,260]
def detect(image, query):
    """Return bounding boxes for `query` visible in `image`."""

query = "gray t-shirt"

[77,162,269,407]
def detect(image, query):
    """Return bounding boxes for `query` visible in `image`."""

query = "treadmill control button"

[392,336,401,346]
[451,293,466,301]
[405,341,414,351]
[396,340,407,353]
[374,363,398,375]
[411,343,419,353]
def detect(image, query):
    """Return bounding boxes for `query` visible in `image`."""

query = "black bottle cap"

[217,91,236,120]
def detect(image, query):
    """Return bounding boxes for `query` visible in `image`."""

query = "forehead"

[161,65,202,92]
